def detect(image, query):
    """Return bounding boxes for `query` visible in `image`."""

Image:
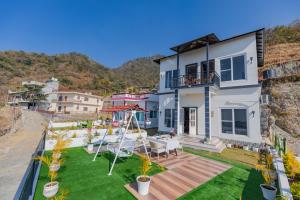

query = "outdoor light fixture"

[250,57,253,64]
[251,110,255,117]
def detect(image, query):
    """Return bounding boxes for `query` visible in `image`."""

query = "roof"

[101,104,148,112]
[154,28,265,67]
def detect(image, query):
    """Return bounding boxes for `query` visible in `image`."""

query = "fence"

[269,125,287,156]
[13,131,46,200]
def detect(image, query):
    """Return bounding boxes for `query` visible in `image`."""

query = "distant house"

[111,93,159,128]
[49,91,103,114]
[155,29,264,145]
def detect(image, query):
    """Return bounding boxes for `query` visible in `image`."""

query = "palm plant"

[139,154,151,182]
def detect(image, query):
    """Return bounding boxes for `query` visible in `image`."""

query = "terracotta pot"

[137,175,151,196]
[260,184,277,200]
[43,181,59,198]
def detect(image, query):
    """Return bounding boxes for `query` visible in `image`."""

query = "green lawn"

[34,148,163,200]
[181,148,264,200]
[34,147,264,200]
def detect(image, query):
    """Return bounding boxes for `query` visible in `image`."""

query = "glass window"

[220,58,231,81]
[234,109,247,135]
[165,71,172,88]
[171,109,176,128]
[136,112,144,121]
[221,109,233,134]
[150,111,157,118]
[233,55,245,80]
[165,109,171,128]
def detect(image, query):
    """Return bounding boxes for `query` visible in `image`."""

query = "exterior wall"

[159,33,258,91]
[158,93,175,132]
[49,92,103,113]
[178,88,205,137]
[210,86,262,143]
[111,93,159,128]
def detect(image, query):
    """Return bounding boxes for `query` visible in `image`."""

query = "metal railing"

[14,131,46,200]
[172,71,220,88]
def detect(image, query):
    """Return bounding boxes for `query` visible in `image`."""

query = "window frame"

[164,109,172,128]
[220,108,248,136]
[220,54,247,82]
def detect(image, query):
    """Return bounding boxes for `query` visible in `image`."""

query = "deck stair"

[179,136,226,153]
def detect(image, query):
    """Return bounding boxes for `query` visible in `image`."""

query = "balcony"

[172,71,220,89]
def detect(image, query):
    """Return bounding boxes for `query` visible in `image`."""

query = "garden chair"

[149,141,167,160]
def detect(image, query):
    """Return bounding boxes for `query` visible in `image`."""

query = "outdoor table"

[147,136,180,157]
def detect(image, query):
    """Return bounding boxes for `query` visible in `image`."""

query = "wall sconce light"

[250,57,253,64]
[159,111,162,116]
[251,110,255,117]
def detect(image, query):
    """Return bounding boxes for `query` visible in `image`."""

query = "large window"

[165,71,172,88]
[150,111,157,118]
[220,55,246,82]
[165,70,178,88]
[164,109,172,127]
[171,109,176,128]
[136,112,144,121]
[221,108,247,135]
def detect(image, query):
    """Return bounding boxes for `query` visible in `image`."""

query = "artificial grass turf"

[33,147,163,200]
[181,148,264,200]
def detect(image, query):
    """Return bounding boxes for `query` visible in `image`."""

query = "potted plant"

[108,126,113,135]
[136,154,152,195]
[35,156,59,198]
[227,143,232,148]
[50,157,63,172]
[258,154,277,200]
[243,145,249,151]
[86,128,94,152]
[52,134,71,159]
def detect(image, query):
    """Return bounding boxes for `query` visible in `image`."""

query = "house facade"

[111,93,159,128]
[49,91,103,114]
[155,29,264,144]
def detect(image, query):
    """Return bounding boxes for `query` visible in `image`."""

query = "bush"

[291,182,300,199]
[283,150,300,178]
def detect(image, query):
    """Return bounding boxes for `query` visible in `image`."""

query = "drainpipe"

[175,50,180,135]
[205,40,211,141]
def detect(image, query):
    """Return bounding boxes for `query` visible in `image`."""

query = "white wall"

[211,86,262,143]
[158,93,175,132]
[159,33,258,90]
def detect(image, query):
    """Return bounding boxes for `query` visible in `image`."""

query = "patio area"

[34,147,264,200]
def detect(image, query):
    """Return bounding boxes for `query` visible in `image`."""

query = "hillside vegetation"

[0,52,160,99]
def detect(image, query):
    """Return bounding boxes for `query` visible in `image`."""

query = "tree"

[22,84,48,109]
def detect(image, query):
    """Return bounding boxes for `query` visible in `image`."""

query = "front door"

[189,108,197,136]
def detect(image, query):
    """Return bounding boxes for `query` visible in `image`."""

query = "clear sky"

[0,0,299,67]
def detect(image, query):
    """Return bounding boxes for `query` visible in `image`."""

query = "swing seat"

[107,138,136,158]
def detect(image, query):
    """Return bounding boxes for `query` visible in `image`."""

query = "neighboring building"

[49,91,103,114]
[155,29,264,144]
[8,78,59,109]
[111,93,159,128]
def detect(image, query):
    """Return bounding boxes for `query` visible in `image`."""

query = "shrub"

[291,182,300,199]
[283,150,300,178]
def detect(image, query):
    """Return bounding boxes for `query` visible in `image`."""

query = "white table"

[147,137,180,156]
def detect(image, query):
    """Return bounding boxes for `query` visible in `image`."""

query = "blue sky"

[0,0,299,67]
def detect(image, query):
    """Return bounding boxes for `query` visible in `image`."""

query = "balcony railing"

[172,71,220,88]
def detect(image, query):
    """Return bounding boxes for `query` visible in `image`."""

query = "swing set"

[92,104,150,176]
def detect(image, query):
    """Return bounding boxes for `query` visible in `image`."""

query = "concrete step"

[180,139,226,153]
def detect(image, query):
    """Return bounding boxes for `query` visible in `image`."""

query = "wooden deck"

[125,152,231,200]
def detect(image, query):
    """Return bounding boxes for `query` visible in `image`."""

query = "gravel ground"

[0,110,47,200]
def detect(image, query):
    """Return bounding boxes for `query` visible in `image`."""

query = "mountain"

[0,51,160,100]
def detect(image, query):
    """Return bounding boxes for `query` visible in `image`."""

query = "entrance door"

[189,108,197,136]
[185,64,198,85]
[184,108,189,134]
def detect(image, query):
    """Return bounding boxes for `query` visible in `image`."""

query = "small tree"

[139,154,151,181]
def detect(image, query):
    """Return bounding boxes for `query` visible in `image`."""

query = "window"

[164,109,171,127]
[220,55,246,81]
[221,109,233,134]
[234,109,247,135]
[83,107,88,111]
[84,97,89,101]
[171,109,176,128]
[220,58,232,81]
[136,112,144,121]
[150,111,157,118]
[233,55,245,80]
[165,71,172,88]
[58,96,63,101]
[221,108,248,135]
[76,105,79,110]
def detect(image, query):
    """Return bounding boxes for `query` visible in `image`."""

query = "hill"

[0,51,160,100]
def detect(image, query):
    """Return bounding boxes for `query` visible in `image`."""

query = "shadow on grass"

[241,169,264,199]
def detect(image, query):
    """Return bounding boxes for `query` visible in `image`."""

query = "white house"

[111,93,159,128]
[154,29,264,146]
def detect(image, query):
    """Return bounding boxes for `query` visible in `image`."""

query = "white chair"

[149,141,167,160]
